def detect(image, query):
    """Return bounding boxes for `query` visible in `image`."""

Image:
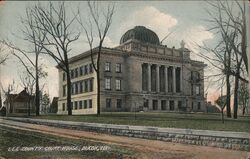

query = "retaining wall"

[3,117,250,151]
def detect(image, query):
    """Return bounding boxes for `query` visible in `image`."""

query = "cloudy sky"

[0,1,221,102]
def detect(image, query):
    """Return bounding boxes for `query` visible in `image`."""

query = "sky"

[0,1,228,103]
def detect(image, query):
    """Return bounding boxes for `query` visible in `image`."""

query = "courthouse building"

[57,26,206,114]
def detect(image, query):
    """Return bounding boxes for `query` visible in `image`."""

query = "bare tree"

[19,71,36,116]
[196,37,233,118]
[215,78,226,123]
[30,2,80,115]
[0,80,18,114]
[40,92,50,114]
[78,1,115,116]
[239,81,249,115]
[0,42,8,65]
[1,6,48,116]
[202,0,248,119]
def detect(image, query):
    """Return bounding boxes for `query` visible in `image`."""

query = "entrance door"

[161,100,166,110]
[153,100,158,110]
[169,100,174,111]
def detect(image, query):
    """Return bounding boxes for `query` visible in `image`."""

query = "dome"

[120,26,160,45]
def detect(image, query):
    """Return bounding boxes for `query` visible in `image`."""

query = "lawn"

[32,112,250,133]
[0,125,137,159]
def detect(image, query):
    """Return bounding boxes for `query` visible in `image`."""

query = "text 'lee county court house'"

[57,26,206,115]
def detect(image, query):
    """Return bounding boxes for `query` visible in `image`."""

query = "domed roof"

[120,26,160,45]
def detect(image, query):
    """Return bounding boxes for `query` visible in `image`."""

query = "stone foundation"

[3,117,250,152]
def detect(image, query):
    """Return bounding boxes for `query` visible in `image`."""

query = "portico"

[142,63,182,94]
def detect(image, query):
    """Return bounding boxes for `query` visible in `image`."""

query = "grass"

[31,112,250,133]
[0,125,138,159]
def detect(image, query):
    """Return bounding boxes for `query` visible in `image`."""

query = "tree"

[0,42,8,65]
[204,0,249,119]
[78,1,115,116]
[19,71,36,116]
[1,6,48,116]
[215,95,227,123]
[196,36,233,118]
[0,80,18,114]
[40,92,50,114]
[0,42,8,108]
[239,81,249,115]
[30,2,80,115]
[215,78,227,123]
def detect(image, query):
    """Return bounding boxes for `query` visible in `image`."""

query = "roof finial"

[180,40,185,48]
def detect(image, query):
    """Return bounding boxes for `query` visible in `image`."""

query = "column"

[166,100,169,110]
[173,66,176,93]
[156,65,160,92]
[148,63,151,92]
[165,66,168,93]
[180,67,182,92]
[148,99,152,110]
[158,99,161,110]
[142,64,146,91]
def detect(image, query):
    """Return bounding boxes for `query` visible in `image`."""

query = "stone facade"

[57,26,206,114]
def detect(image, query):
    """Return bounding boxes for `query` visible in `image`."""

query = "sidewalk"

[1,118,250,159]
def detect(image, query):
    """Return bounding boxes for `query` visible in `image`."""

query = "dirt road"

[0,118,249,159]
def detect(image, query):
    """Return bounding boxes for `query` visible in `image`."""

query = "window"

[71,70,74,78]
[196,85,200,95]
[71,84,74,94]
[79,101,83,109]
[115,79,121,90]
[178,101,182,109]
[198,102,201,110]
[71,102,73,109]
[191,71,201,82]
[169,100,174,111]
[105,78,111,90]
[84,65,88,75]
[105,62,111,72]
[63,85,66,97]
[63,72,66,81]
[75,83,78,94]
[161,100,166,110]
[75,68,78,78]
[144,99,149,108]
[79,66,84,76]
[106,98,111,108]
[89,64,93,73]
[80,81,83,93]
[116,63,121,73]
[84,100,88,109]
[62,103,65,111]
[117,99,122,108]
[89,78,93,92]
[84,80,88,92]
[74,101,78,110]
[153,100,158,110]
[191,84,194,95]
[89,99,92,108]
